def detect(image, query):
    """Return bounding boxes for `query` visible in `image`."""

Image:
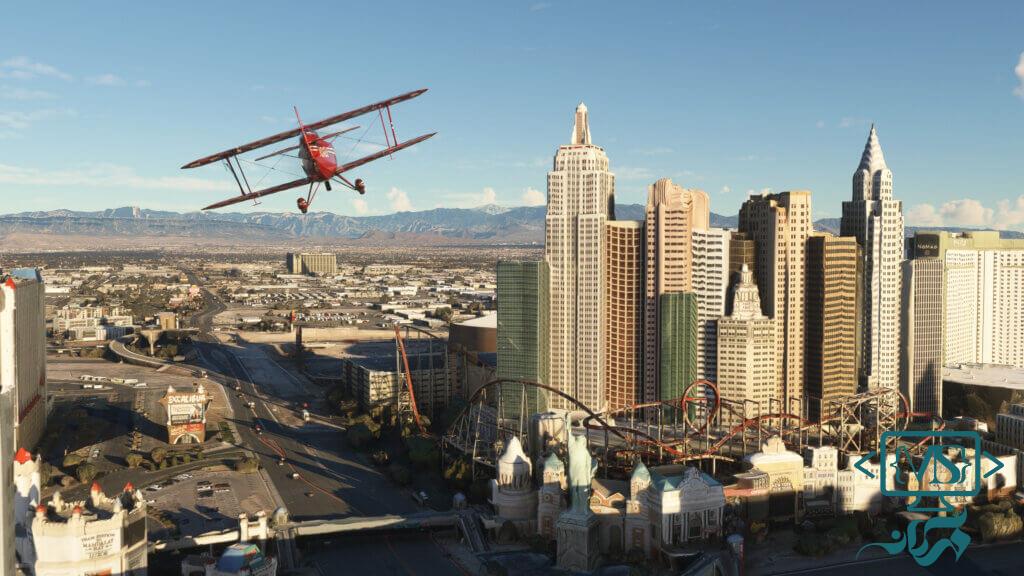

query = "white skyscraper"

[691,227,730,382]
[0,270,48,450]
[545,103,615,411]
[841,125,904,390]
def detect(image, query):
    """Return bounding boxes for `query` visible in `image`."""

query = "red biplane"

[183,89,434,213]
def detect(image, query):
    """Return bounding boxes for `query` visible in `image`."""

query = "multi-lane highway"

[182,273,463,574]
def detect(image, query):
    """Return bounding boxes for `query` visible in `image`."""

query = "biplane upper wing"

[335,132,437,174]
[182,88,428,169]
[201,177,313,210]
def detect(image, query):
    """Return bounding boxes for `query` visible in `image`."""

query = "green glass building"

[658,292,698,402]
[496,260,549,419]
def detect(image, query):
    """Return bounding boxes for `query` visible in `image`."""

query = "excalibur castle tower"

[841,125,904,390]
[545,103,616,412]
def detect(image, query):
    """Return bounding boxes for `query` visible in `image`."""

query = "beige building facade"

[545,103,615,412]
[643,178,709,404]
[717,264,776,417]
[739,191,812,408]
[603,220,644,412]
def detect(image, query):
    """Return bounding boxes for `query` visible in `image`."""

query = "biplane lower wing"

[201,177,313,210]
[335,132,437,174]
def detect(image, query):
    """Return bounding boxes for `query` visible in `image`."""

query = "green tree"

[235,456,260,474]
[150,447,167,465]
[76,463,98,484]
[406,436,440,470]
[62,453,84,469]
[388,463,411,485]
[125,453,144,468]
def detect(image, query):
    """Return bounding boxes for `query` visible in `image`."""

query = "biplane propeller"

[183,89,435,213]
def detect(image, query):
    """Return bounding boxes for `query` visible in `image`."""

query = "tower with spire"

[717,263,777,417]
[842,124,904,390]
[544,103,615,412]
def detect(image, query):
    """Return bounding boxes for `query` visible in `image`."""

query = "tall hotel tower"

[545,103,615,412]
[841,125,904,390]
[739,191,812,409]
[643,179,708,404]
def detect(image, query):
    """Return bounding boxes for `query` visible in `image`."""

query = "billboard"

[160,385,211,444]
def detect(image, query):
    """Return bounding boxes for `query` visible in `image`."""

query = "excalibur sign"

[854,430,1005,567]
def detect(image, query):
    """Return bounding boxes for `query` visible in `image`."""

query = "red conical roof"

[14,447,32,464]
[90,482,101,493]
[123,482,134,493]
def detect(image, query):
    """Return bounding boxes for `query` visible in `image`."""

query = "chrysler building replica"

[545,103,615,412]
[842,125,904,390]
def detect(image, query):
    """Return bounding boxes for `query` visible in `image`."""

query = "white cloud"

[719,186,731,195]
[1015,52,1024,99]
[907,195,1024,231]
[0,108,76,131]
[0,57,72,81]
[0,162,234,192]
[615,165,655,181]
[442,187,501,208]
[386,187,413,212]
[522,187,545,206]
[350,197,369,215]
[0,86,56,100]
[86,73,125,86]
[838,116,868,129]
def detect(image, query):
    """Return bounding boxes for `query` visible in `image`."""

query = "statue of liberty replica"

[556,426,600,571]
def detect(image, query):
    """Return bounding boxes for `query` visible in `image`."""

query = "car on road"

[289,472,300,480]
[304,491,315,498]
[278,457,286,466]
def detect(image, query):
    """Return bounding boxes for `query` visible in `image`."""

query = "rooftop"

[943,363,1024,390]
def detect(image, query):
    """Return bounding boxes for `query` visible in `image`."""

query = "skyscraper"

[901,257,944,415]
[691,227,730,382]
[0,388,15,576]
[659,292,698,404]
[739,191,812,408]
[286,253,338,276]
[497,260,549,416]
[0,270,47,450]
[545,103,615,412]
[603,221,644,412]
[911,231,1024,368]
[643,178,709,404]
[718,265,776,417]
[726,231,756,316]
[841,125,904,390]
[804,233,861,421]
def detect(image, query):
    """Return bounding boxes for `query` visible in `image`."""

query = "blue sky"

[2,1,1023,228]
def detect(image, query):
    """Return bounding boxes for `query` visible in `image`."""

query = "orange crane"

[394,324,427,435]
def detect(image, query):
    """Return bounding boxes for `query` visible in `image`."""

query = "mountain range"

[0,205,1019,246]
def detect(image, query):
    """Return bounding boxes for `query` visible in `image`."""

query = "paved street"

[765,540,1024,576]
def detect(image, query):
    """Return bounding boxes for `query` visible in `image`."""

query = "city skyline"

[0,2,1022,229]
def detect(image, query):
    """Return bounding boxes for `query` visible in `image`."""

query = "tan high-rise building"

[545,103,615,412]
[900,257,944,416]
[643,178,709,403]
[841,125,904,390]
[0,270,48,451]
[286,252,338,276]
[738,190,812,408]
[718,264,776,417]
[804,233,861,421]
[604,221,644,412]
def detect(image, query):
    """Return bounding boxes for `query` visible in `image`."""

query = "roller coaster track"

[443,378,938,471]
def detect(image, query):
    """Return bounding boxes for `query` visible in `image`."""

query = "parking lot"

[143,467,277,539]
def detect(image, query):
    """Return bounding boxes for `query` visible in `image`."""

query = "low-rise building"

[29,483,148,575]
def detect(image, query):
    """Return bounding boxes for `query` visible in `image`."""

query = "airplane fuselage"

[298,130,337,181]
